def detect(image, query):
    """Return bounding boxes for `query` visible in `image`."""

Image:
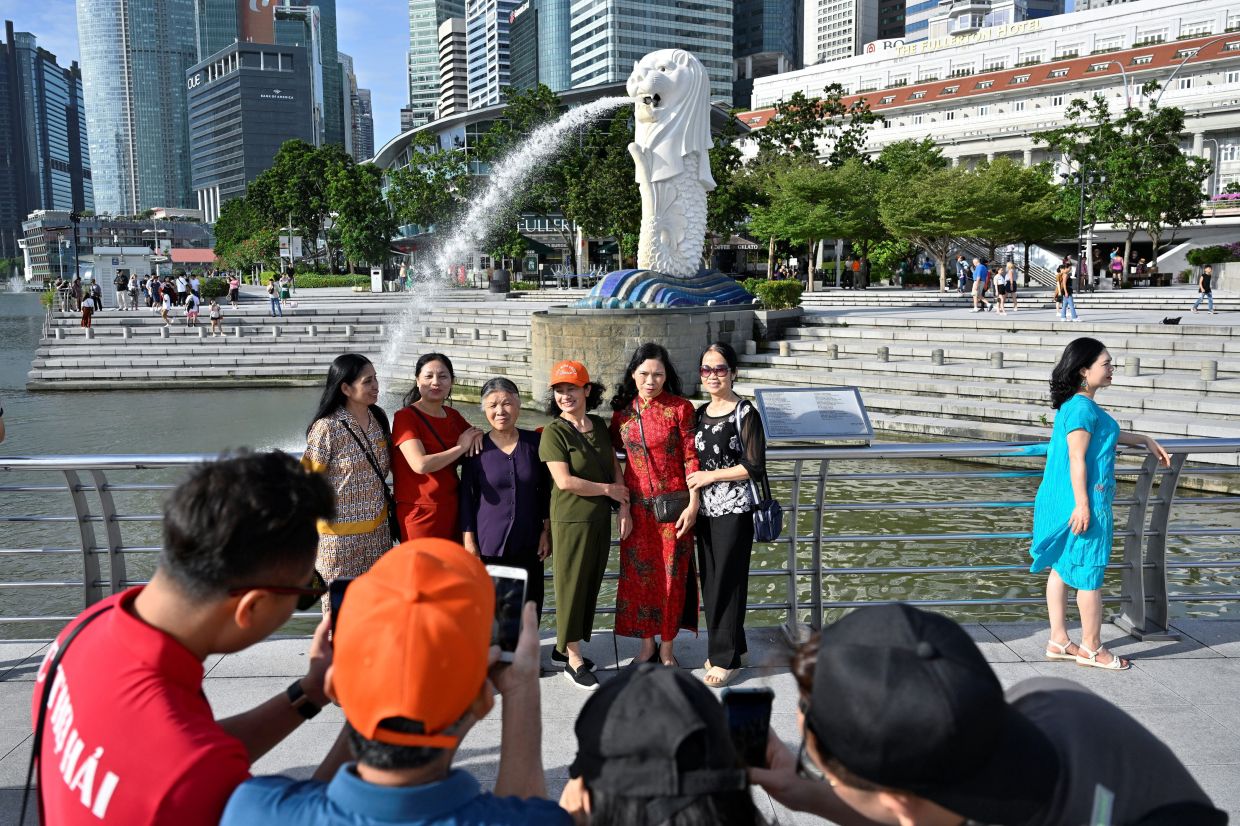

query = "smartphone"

[485,565,528,663]
[722,687,774,768]
[328,577,353,636]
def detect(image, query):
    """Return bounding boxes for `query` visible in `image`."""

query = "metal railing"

[1,438,1237,641]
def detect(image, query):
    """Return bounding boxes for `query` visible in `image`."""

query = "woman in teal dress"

[1030,337,1169,670]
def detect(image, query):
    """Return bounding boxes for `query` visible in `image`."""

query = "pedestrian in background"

[1191,265,1216,315]
[228,273,241,308]
[1005,261,1019,312]
[1057,264,1079,322]
[80,292,95,327]
[266,278,283,317]
[209,299,223,336]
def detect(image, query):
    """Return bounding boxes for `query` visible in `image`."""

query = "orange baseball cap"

[332,538,494,749]
[549,360,590,387]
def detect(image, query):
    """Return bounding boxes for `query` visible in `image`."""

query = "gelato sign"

[897,19,1042,56]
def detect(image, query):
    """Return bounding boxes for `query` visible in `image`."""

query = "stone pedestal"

[531,306,754,398]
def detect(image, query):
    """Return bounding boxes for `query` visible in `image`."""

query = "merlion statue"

[627,49,716,278]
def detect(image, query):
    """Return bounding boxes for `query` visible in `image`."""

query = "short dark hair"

[160,451,335,598]
[346,719,444,771]
[543,382,606,416]
[701,341,738,375]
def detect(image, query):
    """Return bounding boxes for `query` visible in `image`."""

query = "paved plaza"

[2,618,1239,825]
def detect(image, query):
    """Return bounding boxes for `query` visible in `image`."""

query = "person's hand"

[605,482,630,505]
[1069,502,1091,536]
[301,613,333,706]
[462,535,481,557]
[537,529,552,561]
[685,469,714,491]
[675,501,698,539]
[1145,436,1171,468]
[618,506,632,541]
[456,427,484,456]
[749,731,828,816]
[559,777,590,826]
[490,601,539,696]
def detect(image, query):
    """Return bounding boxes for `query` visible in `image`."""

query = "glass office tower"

[408,0,466,129]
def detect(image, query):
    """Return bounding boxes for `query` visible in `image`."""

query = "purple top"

[459,429,550,558]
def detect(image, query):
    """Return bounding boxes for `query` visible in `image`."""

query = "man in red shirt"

[29,451,342,825]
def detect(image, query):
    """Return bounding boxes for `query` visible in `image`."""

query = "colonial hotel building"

[743,0,1240,195]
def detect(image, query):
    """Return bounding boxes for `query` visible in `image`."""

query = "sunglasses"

[228,569,327,611]
[699,365,731,378]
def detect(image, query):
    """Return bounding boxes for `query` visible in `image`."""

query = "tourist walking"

[185,291,201,327]
[540,361,628,690]
[1030,338,1170,670]
[460,377,552,617]
[1005,261,1019,312]
[1057,264,1079,321]
[688,343,767,687]
[70,276,82,312]
[992,262,1009,314]
[209,299,223,335]
[79,292,95,327]
[128,273,139,310]
[266,277,283,317]
[228,273,241,307]
[114,272,130,310]
[1191,264,1216,315]
[160,285,172,327]
[175,273,188,305]
[392,352,483,541]
[90,279,103,311]
[970,258,990,312]
[610,342,701,668]
[955,254,970,293]
[302,354,395,603]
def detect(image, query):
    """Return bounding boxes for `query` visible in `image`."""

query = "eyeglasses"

[699,365,731,378]
[228,569,327,611]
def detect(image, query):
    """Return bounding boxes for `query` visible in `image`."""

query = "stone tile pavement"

[1,620,1238,825]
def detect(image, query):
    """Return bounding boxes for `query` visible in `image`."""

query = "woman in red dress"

[392,352,483,540]
[610,342,701,667]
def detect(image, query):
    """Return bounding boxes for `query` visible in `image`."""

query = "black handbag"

[733,401,783,542]
[633,401,691,524]
[340,415,401,546]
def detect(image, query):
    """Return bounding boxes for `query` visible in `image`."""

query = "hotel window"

[1175,48,1199,59]
[1050,68,1069,78]
[1228,12,1240,30]
[1010,74,1030,84]
[1181,22,1211,37]
[941,85,959,94]
[977,79,995,89]
[1051,94,1065,106]
[984,60,1005,71]
[945,111,955,120]
[978,104,990,115]
[880,95,896,104]
[1131,55,1153,65]
[1014,100,1027,111]
[910,91,926,99]
[1055,44,1081,58]
[1135,28,1167,44]
[1089,62,1111,72]
[1228,71,1240,84]
[1228,41,1240,52]
[1179,77,1194,89]
[1094,35,1122,51]
[913,115,924,125]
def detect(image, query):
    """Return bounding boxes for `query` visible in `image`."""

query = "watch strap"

[286,678,322,720]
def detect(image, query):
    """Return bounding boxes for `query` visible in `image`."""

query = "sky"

[0,0,411,152]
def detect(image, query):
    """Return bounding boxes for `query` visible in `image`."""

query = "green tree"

[248,140,351,271]
[753,86,876,166]
[212,198,263,262]
[385,132,471,233]
[704,112,758,266]
[879,165,983,290]
[328,163,397,272]
[560,111,641,269]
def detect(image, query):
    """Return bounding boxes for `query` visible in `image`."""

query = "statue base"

[572,269,754,309]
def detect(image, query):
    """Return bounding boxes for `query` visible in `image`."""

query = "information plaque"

[752,387,874,443]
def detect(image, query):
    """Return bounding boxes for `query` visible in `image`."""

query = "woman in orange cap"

[540,360,629,691]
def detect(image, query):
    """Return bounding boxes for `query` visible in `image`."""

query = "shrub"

[741,277,765,296]
[290,274,372,288]
[40,288,56,308]
[1178,269,1193,284]
[512,280,539,291]
[754,279,803,310]
[199,276,228,299]
[1186,246,1240,266]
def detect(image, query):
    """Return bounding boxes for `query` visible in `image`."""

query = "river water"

[2,291,1237,639]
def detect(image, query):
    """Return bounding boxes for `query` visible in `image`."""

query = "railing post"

[1140,454,1187,638]
[90,469,127,595]
[62,470,104,607]
[1113,453,1184,641]
[782,460,806,644]
[1114,454,1156,636]
[809,459,830,631]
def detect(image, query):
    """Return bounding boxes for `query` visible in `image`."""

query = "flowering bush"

[1210,192,1240,201]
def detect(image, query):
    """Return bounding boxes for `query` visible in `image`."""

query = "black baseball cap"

[805,604,1059,823]
[570,664,748,823]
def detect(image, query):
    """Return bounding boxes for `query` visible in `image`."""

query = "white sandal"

[1045,639,1079,661]
[1076,644,1130,670]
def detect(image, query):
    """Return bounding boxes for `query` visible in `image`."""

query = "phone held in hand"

[485,565,527,663]
[722,687,774,768]
[328,577,353,636]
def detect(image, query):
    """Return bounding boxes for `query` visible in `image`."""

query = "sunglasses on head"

[228,569,327,611]
[699,365,731,378]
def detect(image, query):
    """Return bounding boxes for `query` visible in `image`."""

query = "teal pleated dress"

[1029,394,1120,591]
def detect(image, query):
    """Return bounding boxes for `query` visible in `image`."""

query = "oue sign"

[187,73,203,90]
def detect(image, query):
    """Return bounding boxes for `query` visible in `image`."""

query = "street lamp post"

[1153,35,1235,108]
[1100,60,1135,109]
[1201,137,1220,199]
[142,219,169,283]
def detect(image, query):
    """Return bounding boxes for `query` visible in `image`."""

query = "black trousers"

[697,511,754,669]
[485,548,546,622]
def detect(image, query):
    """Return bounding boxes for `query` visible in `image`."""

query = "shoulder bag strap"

[632,400,659,493]
[410,406,451,452]
[22,603,115,825]
[339,416,394,504]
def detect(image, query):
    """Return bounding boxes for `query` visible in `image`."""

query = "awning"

[715,236,762,251]
[519,235,558,255]
[169,248,216,263]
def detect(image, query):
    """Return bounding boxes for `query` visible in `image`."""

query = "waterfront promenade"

[2,620,1239,825]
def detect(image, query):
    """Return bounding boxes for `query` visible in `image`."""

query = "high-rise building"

[509,2,538,91]
[408,0,466,129]
[272,3,325,144]
[353,88,374,159]
[0,22,94,260]
[339,51,356,156]
[569,0,734,104]
[275,0,345,146]
[734,0,799,108]
[186,42,314,222]
[904,0,938,39]
[466,0,522,109]
[877,0,906,37]
[804,0,880,65]
[194,0,239,60]
[76,0,198,215]
[438,17,469,118]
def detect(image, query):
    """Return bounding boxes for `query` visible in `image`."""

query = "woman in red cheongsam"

[610,342,701,667]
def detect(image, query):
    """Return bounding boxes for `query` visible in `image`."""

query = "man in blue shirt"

[221,539,570,826]
[970,257,991,313]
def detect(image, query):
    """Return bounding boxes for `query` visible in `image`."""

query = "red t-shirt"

[30,588,250,825]
[392,405,471,505]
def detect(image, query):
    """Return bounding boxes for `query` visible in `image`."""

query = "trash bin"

[490,268,511,294]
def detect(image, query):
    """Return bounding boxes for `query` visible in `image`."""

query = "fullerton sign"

[896,19,1042,57]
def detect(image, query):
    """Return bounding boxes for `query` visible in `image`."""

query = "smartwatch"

[286,678,322,720]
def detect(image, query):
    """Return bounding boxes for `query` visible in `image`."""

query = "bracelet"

[287,678,322,720]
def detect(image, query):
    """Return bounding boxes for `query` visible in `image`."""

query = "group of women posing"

[302,341,767,690]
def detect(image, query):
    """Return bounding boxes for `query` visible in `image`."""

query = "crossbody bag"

[731,401,783,542]
[340,414,401,545]
[633,401,691,524]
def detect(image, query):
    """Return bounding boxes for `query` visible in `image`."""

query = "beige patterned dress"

[302,410,394,596]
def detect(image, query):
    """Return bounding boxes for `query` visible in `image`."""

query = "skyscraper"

[353,88,374,159]
[194,0,239,60]
[734,0,799,108]
[76,0,198,215]
[1,22,94,260]
[438,17,469,118]
[509,2,539,92]
[569,0,734,104]
[804,0,880,65]
[408,0,466,129]
[466,0,521,109]
[508,0,571,93]
[339,50,356,156]
[275,0,345,146]
[877,0,906,37]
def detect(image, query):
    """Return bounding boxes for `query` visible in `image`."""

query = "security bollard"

[990,352,1003,369]
[744,340,757,355]
[422,325,430,339]
[234,325,243,338]
[779,341,791,357]
[345,324,354,337]
[1124,357,1140,377]
[197,328,205,339]
[160,326,169,339]
[307,324,316,337]
[272,326,279,338]
[55,328,63,340]
[85,327,94,340]
[828,344,839,359]
[500,329,508,342]
[878,346,889,363]
[1202,360,1218,381]
[932,348,944,365]
[472,328,481,341]
[122,327,131,340]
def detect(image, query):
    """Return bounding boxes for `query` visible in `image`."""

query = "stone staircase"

[734,313,1240,466]
[798,286,1239,313]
